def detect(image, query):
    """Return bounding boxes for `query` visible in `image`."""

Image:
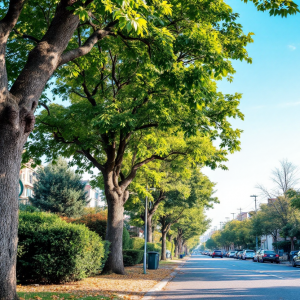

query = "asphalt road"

[152,255,300,300]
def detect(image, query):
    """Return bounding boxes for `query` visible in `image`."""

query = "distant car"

[290,251,298,261]
[292,251,300,267]
[257,250,280,263]
[253,250,262,262]
[242,250,255,260]
[212,250,223,258]
[228,251,236,258]
[234,250,242,259]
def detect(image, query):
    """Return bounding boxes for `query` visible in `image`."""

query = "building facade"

[82,180,105,208]
[19,161,38,204]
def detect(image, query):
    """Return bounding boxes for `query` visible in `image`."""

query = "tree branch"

[13,28,40,43]
[59,20,118,66]
[135,123,158,131]
[81,148,105,172]
[119,151,187,190]
[0,0,26,37]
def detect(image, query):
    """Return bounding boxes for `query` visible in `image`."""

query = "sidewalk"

[17,257,189,300]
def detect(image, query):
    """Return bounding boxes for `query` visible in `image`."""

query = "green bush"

[145,242,161,253]
[68,212,107,239]
[101,240,111,271]
[130,237,144,250]
[123,250,144,266]
[123,227,130,250]
[19,204,40,212]
[18,212,107,283]
[166,240,172,251]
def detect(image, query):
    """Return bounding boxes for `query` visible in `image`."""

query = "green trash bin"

[148,251,159,270]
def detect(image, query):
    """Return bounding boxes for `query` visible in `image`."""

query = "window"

[95,192,99,200]
[26,188,32,197]
[29,174,33,184]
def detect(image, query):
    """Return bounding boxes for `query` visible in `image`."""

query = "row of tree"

[206,160,300,252]
[28,157,215,262]
[0,0,298,299]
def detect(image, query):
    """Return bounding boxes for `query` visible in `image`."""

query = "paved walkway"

[151,254,300,299]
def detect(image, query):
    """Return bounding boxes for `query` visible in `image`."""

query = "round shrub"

[18,211,107,283]
[130,237,145,250]
[123,250,144,266]
[64,212,107,239]
[123,227,130,250]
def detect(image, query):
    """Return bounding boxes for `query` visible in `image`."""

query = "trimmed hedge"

[123,227,130,250]
[18,212,108,283]
[146,242,161,253]
[66,212,107,239]
[130,237,161,253]
[123,250,144,266]
[130,237,144,250]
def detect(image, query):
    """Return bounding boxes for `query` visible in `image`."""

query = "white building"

[82,180,105,208]
[19,161,38,204]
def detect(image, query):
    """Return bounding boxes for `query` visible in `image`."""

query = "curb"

[141,259,188,300]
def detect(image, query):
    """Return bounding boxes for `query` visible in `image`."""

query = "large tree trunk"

[104,190,126,274]
[147,214,153,243]
[174,240,178,257]
[161,231,167,260]
[178,237,183,254]
[0,130,24,300]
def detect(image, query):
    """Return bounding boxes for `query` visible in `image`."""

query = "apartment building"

[19,161,38,204]
[82,180,105,208]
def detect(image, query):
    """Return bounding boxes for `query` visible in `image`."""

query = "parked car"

[228,251,236,258]
[290,251,299,261]
[212,250,223,258]
[253,250,262,262]
[257,250,280,263]
[292,251,300,267]
[238,251,244,259]
[234,250,242,259]
[242,249,255,260]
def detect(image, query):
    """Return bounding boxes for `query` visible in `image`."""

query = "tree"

[206,235,218,250]
[256,160,300,250]
[23,0,252,274]
[174,207,210,255]
[242,0,299,17]
[0,0,170,296]
[157,169,215,260]
[257,159,299,198]
[125,159,212,243]
[30,158,89,217]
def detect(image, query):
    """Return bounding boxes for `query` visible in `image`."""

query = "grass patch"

[18,292,118,300]
[159,259,180,265]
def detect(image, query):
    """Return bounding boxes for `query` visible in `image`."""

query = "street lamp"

[143,187,155,274]
[250,195,258,251]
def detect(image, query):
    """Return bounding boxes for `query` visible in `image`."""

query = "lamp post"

[143,187,155,274]
[251,195,258,251]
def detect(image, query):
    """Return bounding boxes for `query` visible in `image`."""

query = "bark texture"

[0,129,23,300]
[161,231,167,260]
[102,167,129,274]
[0,1,116,297]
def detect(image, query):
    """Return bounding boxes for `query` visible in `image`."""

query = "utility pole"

[237,208,242,220]
[231,213,235,220]
[220,222,223,230]
[251,195,258,251]
[143,194,148,274]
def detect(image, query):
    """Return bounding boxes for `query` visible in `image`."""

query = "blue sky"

[203,1,300,231]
